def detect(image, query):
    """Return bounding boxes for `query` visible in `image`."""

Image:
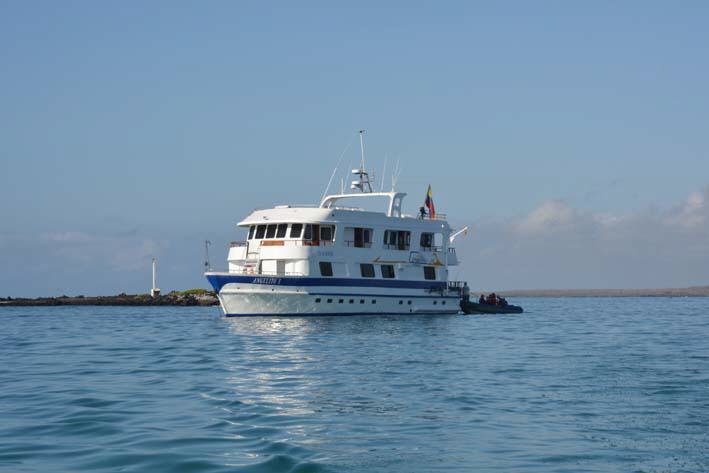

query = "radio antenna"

[320,133,356,202]
[358,130,366,172]
[380,155,388,192]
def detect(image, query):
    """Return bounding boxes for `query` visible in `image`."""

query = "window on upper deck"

[384,230,411,250]
[420,232,434,250]
[304,224,320,242]
[255,225,266,239]
[381,264,395,279]
[360,263,375,278]
[319,261,333,277]
[353,228,372,248]
[320,225,334,241]
[276,224,288,238]
[423,266,436,280]
[290,223,303,239]
[248,225,255,240]
[265,224,277,239]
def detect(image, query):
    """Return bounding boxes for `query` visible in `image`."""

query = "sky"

[1,1,708,296]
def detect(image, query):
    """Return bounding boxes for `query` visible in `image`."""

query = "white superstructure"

[205,135,466,316]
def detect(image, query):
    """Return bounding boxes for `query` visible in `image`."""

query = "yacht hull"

[207,273,460,316]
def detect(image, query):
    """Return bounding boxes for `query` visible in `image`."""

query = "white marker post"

[151,257,161,298]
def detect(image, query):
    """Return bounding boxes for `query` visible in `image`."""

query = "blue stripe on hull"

[207,274,446,293]
[308,292,459,299]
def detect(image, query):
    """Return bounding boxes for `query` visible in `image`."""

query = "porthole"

[360,299,365,304]
[327,298,333,303]
[315,298,321,303]
[407,300,412,305]
[349,299,354,304]
[442,301,446,305]
[399,300,403,305]
[433,300,437,305]
[339,299,344,304]
[372,300,377,304]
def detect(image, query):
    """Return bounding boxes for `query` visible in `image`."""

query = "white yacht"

[205,134,468,316]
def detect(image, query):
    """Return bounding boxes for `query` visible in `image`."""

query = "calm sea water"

[1,298,708,473]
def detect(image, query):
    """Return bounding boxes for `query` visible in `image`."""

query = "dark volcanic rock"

[0,292,219,307]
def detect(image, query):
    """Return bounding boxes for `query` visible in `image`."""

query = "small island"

[0,289,219,307]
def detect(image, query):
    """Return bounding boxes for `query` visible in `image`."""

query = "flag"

[425,185,436,219]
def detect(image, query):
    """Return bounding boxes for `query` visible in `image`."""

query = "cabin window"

[290,223,303,239]
[384,230,411,250]
[420,232,434,250]
[360,263,375,278]
[319,261,333,277]
[423,266,436,280]
[265,224,277,239]
[303,224,320,242]
[381,264,395,279]
[353,227,372,248]
[320,225,334,241]
[255,225,266,239]
[276,224,288,238]
[248,225,255,240]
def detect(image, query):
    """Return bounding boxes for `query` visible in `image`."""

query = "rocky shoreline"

[0,291,219,307]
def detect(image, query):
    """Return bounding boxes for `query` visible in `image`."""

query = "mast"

[359,129,366,172]
[351,130,373,193]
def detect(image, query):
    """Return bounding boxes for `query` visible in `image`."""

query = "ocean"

[1,298,707,472]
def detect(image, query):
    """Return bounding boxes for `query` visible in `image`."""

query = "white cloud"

[665,189,706,228]
[458,187,709,289]
[516,200,577,235]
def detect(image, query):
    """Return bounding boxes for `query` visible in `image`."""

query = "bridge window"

[320,225,334,241]
[423,266,436,280]
[290,223,303,239]
[420,232,433,249]
[360,263,375,278]
[248,225,255,239]
[381,264,395,279]
[319,261,333,277]
[384,230,411,250]
[265,224,277,239]
[303,224,320,242]
[276,224,288,238]
[255,225,266,239]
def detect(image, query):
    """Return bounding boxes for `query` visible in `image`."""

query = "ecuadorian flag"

[425,185,436,218]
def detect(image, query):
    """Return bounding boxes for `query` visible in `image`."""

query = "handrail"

[344,240,372,248]
[383,243,410,251]
[250,239,336,247]
[420,246,442,252]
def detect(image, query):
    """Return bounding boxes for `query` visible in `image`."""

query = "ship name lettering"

[252,277,282,285]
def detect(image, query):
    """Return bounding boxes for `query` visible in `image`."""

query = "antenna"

[380,155,387,192]
[391,157,401,191]
[358,130,366,171]
[320,133,356,202]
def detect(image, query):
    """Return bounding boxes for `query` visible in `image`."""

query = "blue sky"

[1,2,708,295]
